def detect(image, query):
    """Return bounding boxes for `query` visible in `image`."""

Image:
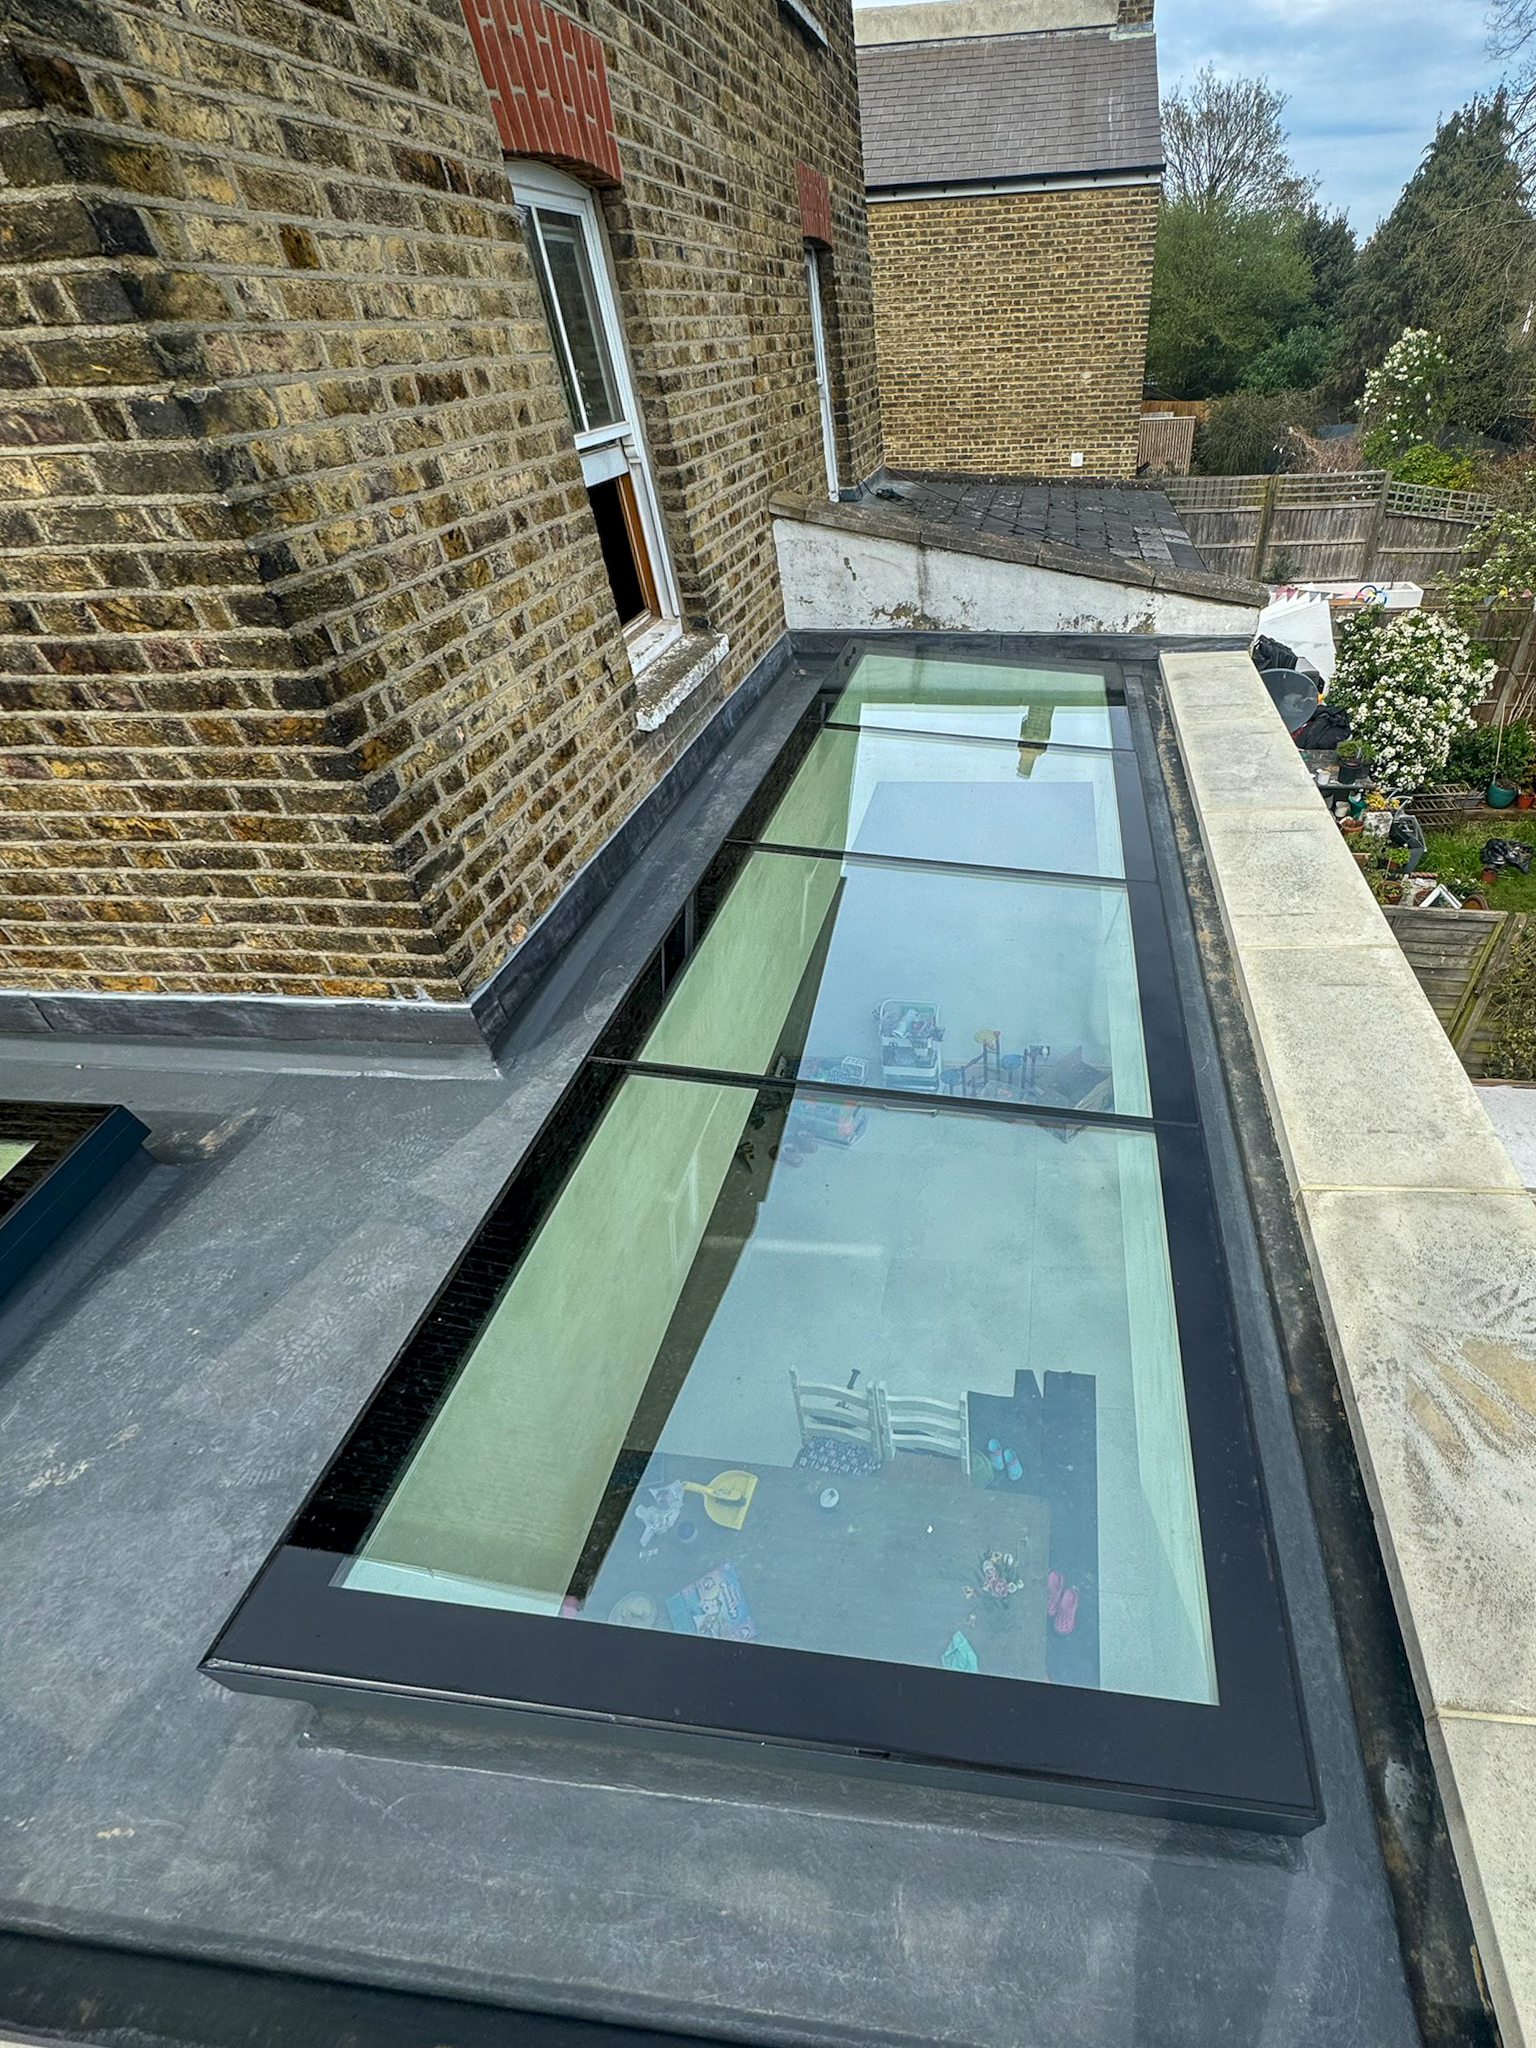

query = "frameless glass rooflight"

[206,644,1318,1829]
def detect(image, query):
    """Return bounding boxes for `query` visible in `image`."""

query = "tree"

[1195,388,1319,475]
[1332,96,1536,432]
[1296,208,1357,327]
[1161,67,1317,215]
[1487,0,1536,164]
[1241,325,1335,393]
[1146,201,1316,397]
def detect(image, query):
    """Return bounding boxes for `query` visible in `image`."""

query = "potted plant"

[1336,738,1371,785]
[1442,871,1489,907]
[1444,714,1534,809]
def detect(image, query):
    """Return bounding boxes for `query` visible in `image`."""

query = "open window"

[805,248,839,501]
[513,162,680,668]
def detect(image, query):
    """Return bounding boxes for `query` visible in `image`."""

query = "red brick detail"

[460,0,622,187]
[796,161,833,248]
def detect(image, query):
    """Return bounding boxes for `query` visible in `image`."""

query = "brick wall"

[0,0,880,1007]
[867,183,1156,478]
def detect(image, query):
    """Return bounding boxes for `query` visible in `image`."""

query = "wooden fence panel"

[1163,471,1491,584]
[1382,906,1525,1077]
[1136,415,1196,475]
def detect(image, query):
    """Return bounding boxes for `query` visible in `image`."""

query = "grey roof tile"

[858,27,1162,188]
[872,474,1208,573]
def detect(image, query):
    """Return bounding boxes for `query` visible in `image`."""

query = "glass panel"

[535,208,622,432]
[638,850,1151,1117]
[828,652,1117,749]
[345,1075,1215,1706]
[760,725,1125,879]
[526,217,585,430]
[0,1138,33,1182]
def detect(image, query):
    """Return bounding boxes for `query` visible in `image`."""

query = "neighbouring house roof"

[858,26,1162,192]
[874,472,1207,573]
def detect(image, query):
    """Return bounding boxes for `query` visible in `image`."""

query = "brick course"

[867,182,1156,478]
[0,0,880,1005]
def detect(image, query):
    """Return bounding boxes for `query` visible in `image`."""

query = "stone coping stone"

[769,493,1271,608]
[1163,646,1536,2048]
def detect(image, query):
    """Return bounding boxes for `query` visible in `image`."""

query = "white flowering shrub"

[1361,329,1451,459]
[1327,607,1493,793]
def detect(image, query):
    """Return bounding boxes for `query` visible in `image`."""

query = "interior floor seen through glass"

[637,850,1151,1117]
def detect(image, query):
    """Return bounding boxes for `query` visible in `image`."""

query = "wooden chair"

[791,1370,891,1461]
[878,1387,972,1477]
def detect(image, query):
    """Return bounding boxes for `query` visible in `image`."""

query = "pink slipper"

[1053,1586,1078,1635]
[1046,1569,1063,1617]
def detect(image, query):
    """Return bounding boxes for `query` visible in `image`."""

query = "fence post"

[1249,473,1280,580]
[1358,470,1391,580]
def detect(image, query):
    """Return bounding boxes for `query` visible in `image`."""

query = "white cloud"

[1157,0,1504,232]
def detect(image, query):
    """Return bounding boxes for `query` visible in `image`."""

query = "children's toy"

[681,1469,758,1529]
[877,999,944,1092]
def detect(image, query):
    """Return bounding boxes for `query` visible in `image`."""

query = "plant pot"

[1336,759,1367,785]
[1481,867,1499,885]
[1462,892,1489,909]
[1517,792,1535,810]
[1352,851,1371,870]
[1487,779,1519,808]
[1382,882,1404,904]
[1340,821,1364,839]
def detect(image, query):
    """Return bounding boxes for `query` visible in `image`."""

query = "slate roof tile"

[858,27,1162,188]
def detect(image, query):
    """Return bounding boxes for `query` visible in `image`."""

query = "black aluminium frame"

[204,640,1320,1832]
[0,1100,148,1302]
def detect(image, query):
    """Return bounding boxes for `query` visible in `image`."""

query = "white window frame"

[805,247,839,501]
[511,160,681,669]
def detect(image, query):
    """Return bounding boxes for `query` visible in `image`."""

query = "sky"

[1155,0,1504,236]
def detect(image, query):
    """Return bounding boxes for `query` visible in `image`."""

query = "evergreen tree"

[1334,95,1536,432]
[1146,202,1315,397]
[1296,208,1357,328]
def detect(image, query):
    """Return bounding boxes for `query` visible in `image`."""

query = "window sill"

[633,631,730,732]
[625,615,683,674]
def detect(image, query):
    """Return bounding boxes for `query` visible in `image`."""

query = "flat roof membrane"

[208,645,1316,1826]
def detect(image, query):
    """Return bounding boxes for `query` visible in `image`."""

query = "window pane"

[535,208,622,431]
[638,849,1151,1117]
[526,218,585,429]
[828,652,1119,749]
[761,725,1125,879]
[345,1075,1215,1706]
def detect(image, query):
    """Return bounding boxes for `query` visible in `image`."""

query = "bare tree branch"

[1161,66,1316,215]
[1489,0,1536,63]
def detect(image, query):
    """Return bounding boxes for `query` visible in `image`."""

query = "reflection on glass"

[762,726,1125,879]
[534,209,621,431]
[827,652,1117,749]
[0,1138,33,1184]
[345,1076,1216,1706]
[639,850,1151,1117]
